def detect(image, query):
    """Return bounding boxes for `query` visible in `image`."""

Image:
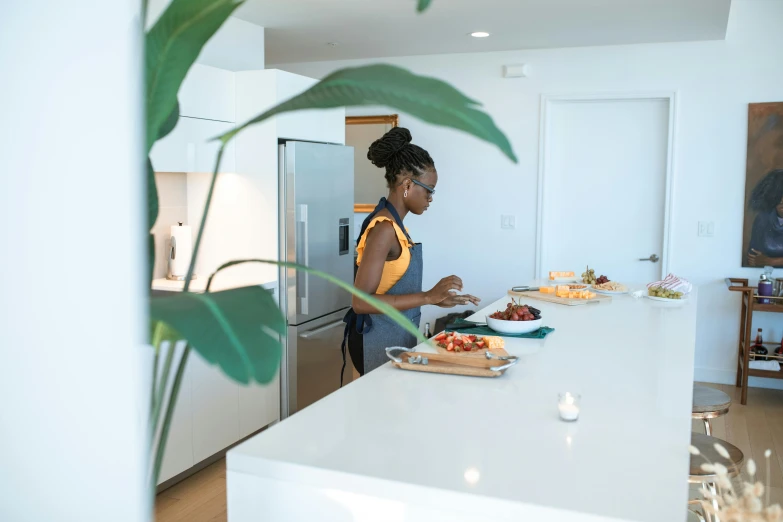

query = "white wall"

[146,2,265,71]
[1,2,148,522]
[274,0,783,389]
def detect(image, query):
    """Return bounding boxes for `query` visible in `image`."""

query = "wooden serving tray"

[508,289,611,306]
[387,347,516,378]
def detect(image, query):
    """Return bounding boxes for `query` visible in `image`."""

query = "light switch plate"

[501,215,516,229]
[698,221,715,237]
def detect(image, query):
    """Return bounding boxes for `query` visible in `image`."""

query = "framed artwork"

[742,102,783,267]
[345,115,398,213]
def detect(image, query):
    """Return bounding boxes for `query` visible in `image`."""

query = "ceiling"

[235,0,732,65]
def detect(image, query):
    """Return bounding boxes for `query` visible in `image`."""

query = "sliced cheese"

[482,336,505,350]
[540,286,556,294]
[556,285,570,298]
[549,271,575,280]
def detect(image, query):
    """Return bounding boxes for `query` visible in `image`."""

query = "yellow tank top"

[356,216,413,295]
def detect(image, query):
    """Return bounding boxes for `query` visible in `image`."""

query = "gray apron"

[341,198,424,379]
[361,242,423,372]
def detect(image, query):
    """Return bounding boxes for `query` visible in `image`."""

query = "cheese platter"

[509,286,611,306]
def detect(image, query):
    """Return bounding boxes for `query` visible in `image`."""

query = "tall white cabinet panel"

[158,342,195,484]
[179,64,235,123]
[275,71,345,145]
[190,352,240,463]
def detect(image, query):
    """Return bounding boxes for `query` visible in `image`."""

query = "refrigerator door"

[287,310,356,415]
[282,141,354,325]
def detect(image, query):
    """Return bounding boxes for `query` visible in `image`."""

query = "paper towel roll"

[169,223,193,278]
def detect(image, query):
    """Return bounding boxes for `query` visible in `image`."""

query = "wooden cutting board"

[390,346,514,378]
[508,289,611,306]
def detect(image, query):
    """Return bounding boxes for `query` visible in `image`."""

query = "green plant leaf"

[417,0,433,13]
[216,64,517,163]
[206,259,427,344]
[157,99,180,142]
[150,286,284,385]
[151,320,182,348]
[147,157,158,233]
[145,0,243,153]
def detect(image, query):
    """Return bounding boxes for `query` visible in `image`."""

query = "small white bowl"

[486,316,543,334]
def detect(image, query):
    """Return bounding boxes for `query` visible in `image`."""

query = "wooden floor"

[155,383,783,522]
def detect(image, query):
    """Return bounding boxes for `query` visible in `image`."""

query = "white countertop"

[152,277,277,293]
[227,287,698,522]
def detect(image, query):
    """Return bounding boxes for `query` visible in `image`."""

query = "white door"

[539,96,671,284]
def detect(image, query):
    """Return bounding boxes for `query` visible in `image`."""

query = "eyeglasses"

[410,179,435,196]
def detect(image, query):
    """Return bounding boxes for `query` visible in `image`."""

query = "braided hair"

[750,169,783,211]
[367,127,435,187]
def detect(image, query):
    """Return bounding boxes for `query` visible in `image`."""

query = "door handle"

[297,204,309,315]
[299,320,344,339]
[639,254,660,263]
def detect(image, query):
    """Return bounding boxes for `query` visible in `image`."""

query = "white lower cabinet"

[190,352,241,463]
[157,336,280,485]
[158,342,195,484]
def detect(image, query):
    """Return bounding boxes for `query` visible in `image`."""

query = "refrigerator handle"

[297,204,309,315]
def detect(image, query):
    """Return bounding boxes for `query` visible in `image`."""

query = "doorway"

[536,93,676,283]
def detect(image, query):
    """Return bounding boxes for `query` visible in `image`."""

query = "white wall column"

[1,2,148,522]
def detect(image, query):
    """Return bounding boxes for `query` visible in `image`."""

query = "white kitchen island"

[226,288,698,522]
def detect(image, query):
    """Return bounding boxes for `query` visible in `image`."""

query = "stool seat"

[692,385,731,415]
[689,433,744,483]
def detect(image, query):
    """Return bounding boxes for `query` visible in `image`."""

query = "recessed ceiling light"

[470,32,490,38]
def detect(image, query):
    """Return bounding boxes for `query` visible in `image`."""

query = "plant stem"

[151,341,176,435]
[184,145,224,292]
[150,324,162,414]
[152,345,190,485]
[141,0,149,26]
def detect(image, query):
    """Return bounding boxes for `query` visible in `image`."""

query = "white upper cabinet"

[179,64,235,123]
[149,117,236,174]
[235,69,346,145]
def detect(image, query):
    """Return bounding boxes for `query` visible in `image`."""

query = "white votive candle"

[558,392,580,422]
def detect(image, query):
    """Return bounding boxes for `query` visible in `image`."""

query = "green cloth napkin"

[447,318,555,339]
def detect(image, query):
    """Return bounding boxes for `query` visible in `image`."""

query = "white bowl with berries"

[486,302,543,334]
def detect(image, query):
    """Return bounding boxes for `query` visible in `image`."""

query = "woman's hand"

[426,275,464,305]
[436,294,481,308]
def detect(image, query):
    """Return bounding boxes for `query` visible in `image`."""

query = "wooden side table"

[726,278,783,404]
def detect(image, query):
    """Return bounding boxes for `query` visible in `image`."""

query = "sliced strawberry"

[454,338,464,346]
[434,333,447,342]
[476,341,485,349]
[447,342,454,351]
[463,344,472,351]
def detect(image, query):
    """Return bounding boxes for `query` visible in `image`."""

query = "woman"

[343,127,480,377]
[748,169,783,267]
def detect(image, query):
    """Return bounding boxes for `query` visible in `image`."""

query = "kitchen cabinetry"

[154,66,344,488]
[155,282,279,485]
[150,116,236,174]
[179,64,235,123]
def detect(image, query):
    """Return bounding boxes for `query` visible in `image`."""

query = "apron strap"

[340,309,373,386]
[357,197,412,244]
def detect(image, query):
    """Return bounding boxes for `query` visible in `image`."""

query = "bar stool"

[689,433,745,522]
[692,385,732,436]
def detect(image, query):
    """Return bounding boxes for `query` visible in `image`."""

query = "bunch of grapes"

[595,275,610,285]
[648,286,683,299]
[490,302,542,321]
[582,266,597,284]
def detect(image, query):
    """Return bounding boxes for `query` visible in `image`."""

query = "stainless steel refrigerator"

[278,141,355,419]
